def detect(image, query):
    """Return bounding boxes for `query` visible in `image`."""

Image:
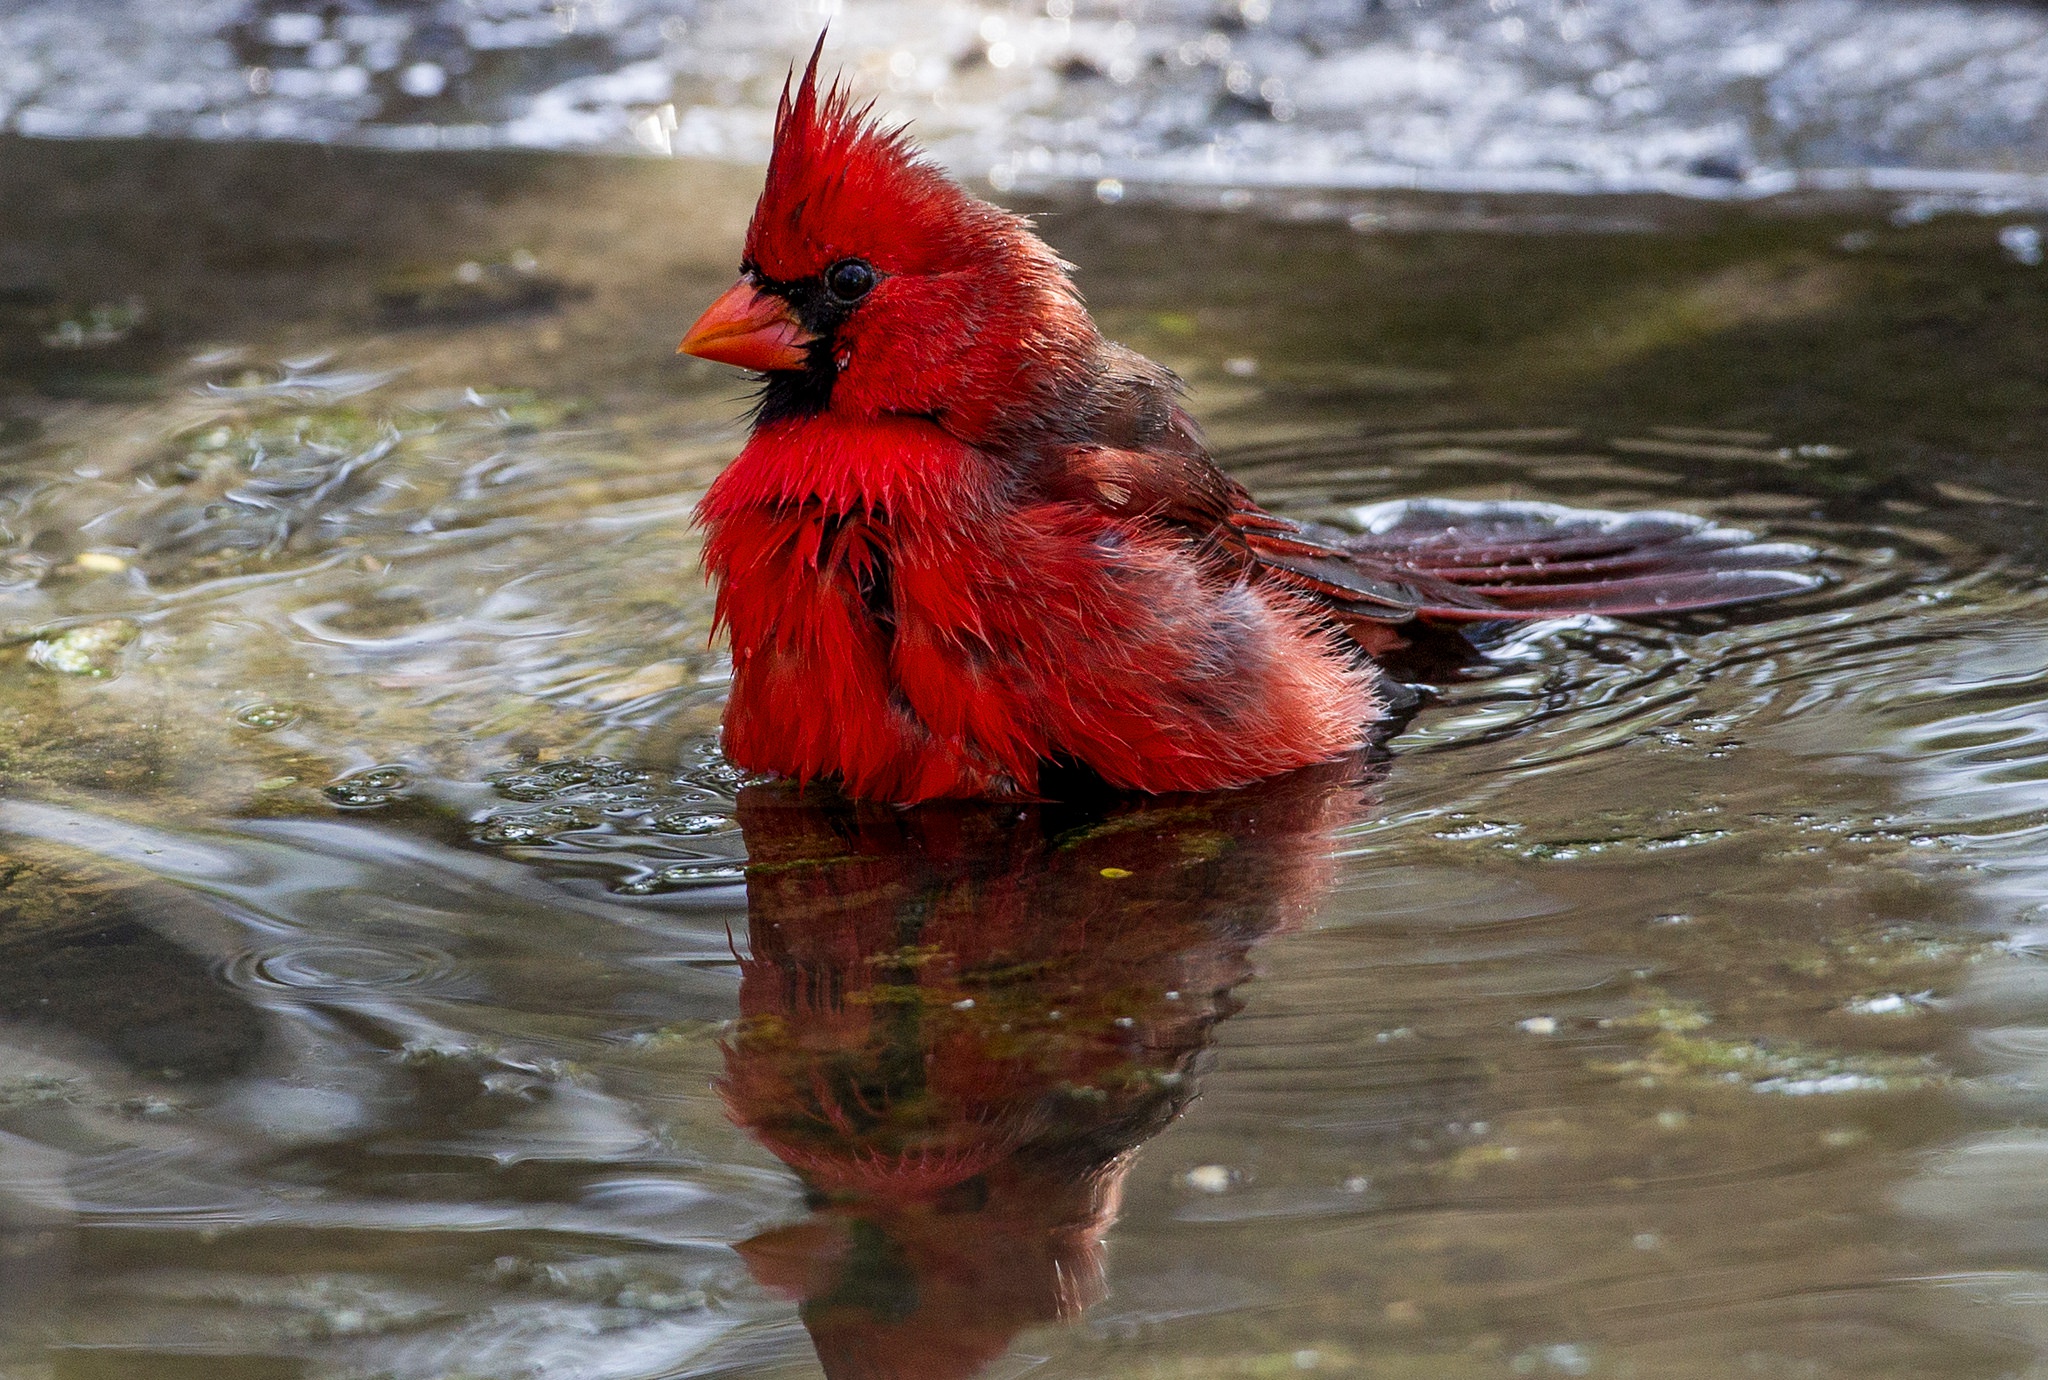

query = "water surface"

[4,138,2048,1379]
[13,0,2048,201]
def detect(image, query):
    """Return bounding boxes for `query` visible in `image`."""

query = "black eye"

[825,258,877,303]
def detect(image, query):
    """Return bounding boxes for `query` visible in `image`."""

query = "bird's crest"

[744,34,1009,280]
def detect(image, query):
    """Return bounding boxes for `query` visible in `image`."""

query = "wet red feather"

[690,39,1819,803]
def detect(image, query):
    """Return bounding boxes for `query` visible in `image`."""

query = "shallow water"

[5,137,2048,1379]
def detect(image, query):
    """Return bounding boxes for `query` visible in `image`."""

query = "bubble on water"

[673,747,753,794]
[232,702,298,731]
[1094,176,1124,204]
[490,757,650,802]
[648,810,735,836]
[472,804,602,845]
[615,861,747,894]
[323,764,415,808]
[1184,1164,1234,1192]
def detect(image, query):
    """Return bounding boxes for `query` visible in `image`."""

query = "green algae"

[26,619,137,676]
[1596,1029,1947,1096]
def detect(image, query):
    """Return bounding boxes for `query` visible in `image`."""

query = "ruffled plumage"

[688,38,1821,803]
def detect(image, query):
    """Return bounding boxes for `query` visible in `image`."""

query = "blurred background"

[7,0,2048,205]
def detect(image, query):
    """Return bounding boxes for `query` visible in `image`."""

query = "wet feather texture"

[687,38,1821,803]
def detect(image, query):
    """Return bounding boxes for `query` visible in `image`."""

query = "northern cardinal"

[682,40,1818,804]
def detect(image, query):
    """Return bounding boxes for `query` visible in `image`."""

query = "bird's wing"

[1044,353,1821,627]
[1046,437,1467,625]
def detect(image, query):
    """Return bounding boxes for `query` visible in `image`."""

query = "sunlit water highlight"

[9,0,2048,204]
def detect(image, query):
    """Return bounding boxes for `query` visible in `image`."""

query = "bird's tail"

[1240,498,1824,627]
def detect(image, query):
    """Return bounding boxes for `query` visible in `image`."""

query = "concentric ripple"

[221,937,462,996]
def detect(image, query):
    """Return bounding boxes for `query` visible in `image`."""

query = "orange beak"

[678,280,816,372]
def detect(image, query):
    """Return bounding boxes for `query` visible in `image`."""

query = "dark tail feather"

[1240,498,1823,628]
[1342,499,1823,621]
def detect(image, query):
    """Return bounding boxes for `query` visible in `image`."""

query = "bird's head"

[679,36,1100,449]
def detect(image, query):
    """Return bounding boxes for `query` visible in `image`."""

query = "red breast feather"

[700,416,1375,801]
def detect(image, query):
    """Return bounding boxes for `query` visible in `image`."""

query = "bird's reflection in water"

[718,763,1377,1380]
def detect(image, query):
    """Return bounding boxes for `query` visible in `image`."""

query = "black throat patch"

[743,263,859,426]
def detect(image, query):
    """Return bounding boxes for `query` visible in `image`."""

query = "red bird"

[682,42,1816,804]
